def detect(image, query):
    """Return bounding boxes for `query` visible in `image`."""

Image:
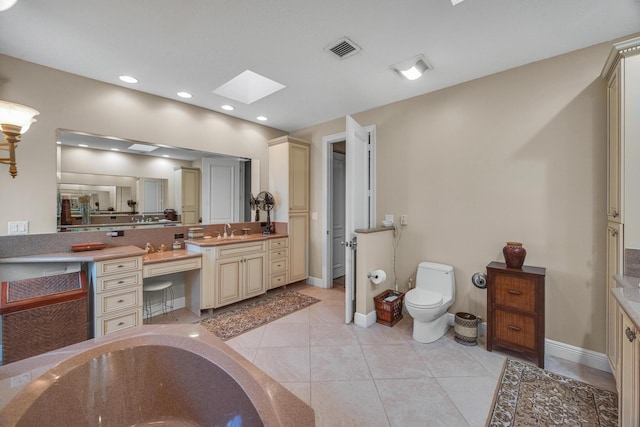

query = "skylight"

[212,70,285,104]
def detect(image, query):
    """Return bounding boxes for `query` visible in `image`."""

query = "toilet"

[404,262,455,343]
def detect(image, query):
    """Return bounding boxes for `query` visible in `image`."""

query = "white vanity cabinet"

[268,136,310,284]
[268,237,289,289]
[187,241,266,310]
[90,255,143,337]
[619,309,639,427]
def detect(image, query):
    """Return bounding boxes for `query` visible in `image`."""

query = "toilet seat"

[405,288,443,309]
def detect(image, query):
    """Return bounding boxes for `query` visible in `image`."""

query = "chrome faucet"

[224,223,231,238]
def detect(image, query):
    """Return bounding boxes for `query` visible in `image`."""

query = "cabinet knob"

[117,299,125,303]
[507,325,521,332]
[626,327,636,342]
[611,210,619,218]
[507,290,522,296]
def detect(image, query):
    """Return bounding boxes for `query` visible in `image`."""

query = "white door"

[345,116,370,324]
[202,157,240,224]
[332,152,346,279]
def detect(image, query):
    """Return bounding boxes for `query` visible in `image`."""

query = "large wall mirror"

[57,130,261,232]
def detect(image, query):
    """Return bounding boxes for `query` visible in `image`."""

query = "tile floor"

[156,284,616,427]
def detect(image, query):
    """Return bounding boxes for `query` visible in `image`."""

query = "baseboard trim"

[354,310,377,328]
[545,338,611,373]
[306,276,326,288]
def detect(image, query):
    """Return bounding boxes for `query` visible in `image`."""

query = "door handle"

[626,327,636,342]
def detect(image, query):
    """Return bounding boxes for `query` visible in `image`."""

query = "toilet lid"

[405,288,443,308]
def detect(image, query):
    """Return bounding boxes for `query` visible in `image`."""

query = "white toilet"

[404,262,455,343]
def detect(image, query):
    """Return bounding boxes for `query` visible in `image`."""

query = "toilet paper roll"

[368,270,387,285]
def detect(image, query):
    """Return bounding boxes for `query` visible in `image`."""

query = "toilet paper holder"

[367,269,387,285]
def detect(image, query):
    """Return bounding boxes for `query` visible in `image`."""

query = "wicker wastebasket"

[454,312,478,346]
[374,290,404,327]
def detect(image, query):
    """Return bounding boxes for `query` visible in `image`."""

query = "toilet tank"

[415,262,455,299]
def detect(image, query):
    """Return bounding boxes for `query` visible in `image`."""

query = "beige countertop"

[142,249,201,264]
[613,274,640,329]
[0,245,146,263]
[184,232,287,247]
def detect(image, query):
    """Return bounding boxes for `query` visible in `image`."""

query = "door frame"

[321,125,377,288]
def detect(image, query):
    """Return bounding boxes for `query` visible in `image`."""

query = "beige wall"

[292,41,615,352]
[0,55,285,234]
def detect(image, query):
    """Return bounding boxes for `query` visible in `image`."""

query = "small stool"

[142,279,175,323]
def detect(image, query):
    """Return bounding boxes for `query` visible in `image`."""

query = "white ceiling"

[1,0,639,132]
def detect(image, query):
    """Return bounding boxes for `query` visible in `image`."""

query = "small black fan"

[254,191,275,233]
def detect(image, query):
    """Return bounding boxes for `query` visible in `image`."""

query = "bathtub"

[0,325,314,426]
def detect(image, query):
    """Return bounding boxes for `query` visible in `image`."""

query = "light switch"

[8,221,28,235]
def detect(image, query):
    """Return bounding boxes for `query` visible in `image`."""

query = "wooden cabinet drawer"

[216,242,265,259]
[100,309,142,336]
[95,256,142,277]
[269,273,287,289]
[268,238,288,250]
[96,270,142,293]
[96,287,142,316]
[143,257,201,278]
[495,276,536,312]
[269,258,288,275]
[269,247,289,261]
[494,309,536,351]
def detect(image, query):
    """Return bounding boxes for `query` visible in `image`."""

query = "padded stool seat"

[142,279,175,323]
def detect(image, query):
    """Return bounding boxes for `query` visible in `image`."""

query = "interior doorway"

[322,118,376,323]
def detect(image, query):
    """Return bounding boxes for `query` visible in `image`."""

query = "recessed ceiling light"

[256,116,267,121]
[451,0,464,5]
[162,154,170,158]
[128,143,158,152]
[0,0,18,12]
[56,141,61,145]
[177,91,192,98]
[78,144,88,148]
[119,75,138,84]
[111,148,120,151]
[221,104,235,111]
[391,55,432,81]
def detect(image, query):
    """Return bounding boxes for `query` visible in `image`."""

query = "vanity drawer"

[96,270,142,293]
[143,257,202,278]
[268,238,288,250]
[269,273,287,289]
[269,258,288,275]
[216,242,265,259]
[269,247,289,261]
[99,309,142,336]
[96,287,142,316]
[95,256,143,277]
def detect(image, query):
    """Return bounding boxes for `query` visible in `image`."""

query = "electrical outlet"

[400,215,408,226]
[8,221,28,235]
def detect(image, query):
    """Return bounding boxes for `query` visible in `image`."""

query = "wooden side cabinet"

[486,261,546,368]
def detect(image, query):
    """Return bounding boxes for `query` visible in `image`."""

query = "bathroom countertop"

[0,245,146,263]
[185,233,287,247]
[613,274,640,329]
[142,249,201,264]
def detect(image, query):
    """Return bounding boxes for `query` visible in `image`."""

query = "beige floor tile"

[543,355,617,392]
[311,380,390,427]
[361,344,432,379]
[375,377,469,427]
[310,322,359,347]
[310,345,371,381]
[354,322,410,346]
[271,306,310,324]
[224,324,265,349]
[253,347,310,382]
[309,304,345,323]
[260,322,310,347]
[412,333,491,378]
[436,376,499,427]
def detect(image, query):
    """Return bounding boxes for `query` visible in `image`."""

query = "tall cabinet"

[268,136,310,283]
[174,166,201,225]
[601,37,640,381]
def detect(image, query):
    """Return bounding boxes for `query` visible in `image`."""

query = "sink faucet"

[224,223,231,238]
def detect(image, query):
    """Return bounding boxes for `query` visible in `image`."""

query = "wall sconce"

[391,54,432,81]
[0,100,39,178]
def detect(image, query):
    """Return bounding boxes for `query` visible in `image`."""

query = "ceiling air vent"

[326,37,362,59]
